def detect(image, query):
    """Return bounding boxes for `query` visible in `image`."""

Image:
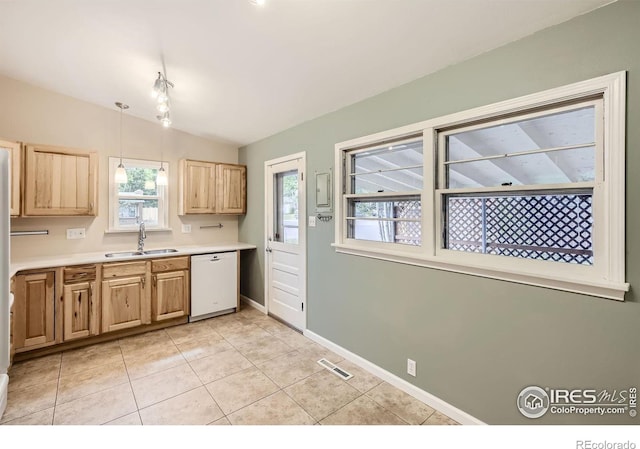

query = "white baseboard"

[303,329,485,425]
[0,374,8,421]
[240,295,266,314]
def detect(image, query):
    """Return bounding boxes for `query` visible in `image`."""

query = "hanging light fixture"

[156,120,168,186]
[156,162,168,186]
[152,71,174,128]
[114,102,129,184]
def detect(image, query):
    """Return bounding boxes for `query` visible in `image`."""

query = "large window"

[438,100,599,266]
[108,158,169,231]
[334,72,628,300]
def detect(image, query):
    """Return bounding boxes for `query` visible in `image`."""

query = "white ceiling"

[0,0,614,146]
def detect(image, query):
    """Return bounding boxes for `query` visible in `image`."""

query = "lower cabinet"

[63,282,99,341]
[12,255,193,356]
[151,256,190,321]
[63,264,100,341]
[101,261,151,333]
[13,271,56,352]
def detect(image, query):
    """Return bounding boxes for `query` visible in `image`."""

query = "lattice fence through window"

[446,194,593,265]
[394,200,421,246]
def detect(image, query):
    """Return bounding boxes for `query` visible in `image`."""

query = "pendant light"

[156,162,168,186]
[156,127,168,186]
[114,102,129,184]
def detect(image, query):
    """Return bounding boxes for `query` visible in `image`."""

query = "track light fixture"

[152,71,174,128]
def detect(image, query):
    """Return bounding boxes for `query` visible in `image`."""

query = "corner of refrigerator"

[0,150,10,419]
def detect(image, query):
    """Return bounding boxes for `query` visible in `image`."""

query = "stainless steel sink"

[105,251,144,258]
[105,249,178,258]
[143,249,178,255]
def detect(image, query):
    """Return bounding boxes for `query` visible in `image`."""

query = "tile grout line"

[51,354,63,425]
[113,339,140,425]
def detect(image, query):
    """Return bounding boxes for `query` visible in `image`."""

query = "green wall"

[239,0,639,424]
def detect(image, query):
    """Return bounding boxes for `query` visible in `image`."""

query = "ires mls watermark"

[517,385,637,419]
[576,442,636,449]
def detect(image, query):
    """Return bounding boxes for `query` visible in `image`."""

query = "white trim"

[303,329,485,425]
[240,294,267,314]
[333,71,627,301]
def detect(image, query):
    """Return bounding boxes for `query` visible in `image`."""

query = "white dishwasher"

[190,251,238,321]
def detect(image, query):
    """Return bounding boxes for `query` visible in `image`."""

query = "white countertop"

[10,242,257,279]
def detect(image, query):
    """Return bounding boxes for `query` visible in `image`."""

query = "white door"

[265,152,306,331]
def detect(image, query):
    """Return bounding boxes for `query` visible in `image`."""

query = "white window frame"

[333,71,628,300]
[108,157,170,232]
[343,135,424,253]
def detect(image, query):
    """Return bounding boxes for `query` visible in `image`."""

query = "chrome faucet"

[137,221,146,252]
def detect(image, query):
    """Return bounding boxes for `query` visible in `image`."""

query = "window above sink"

[108,158,170,232]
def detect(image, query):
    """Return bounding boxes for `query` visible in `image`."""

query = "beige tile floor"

[1,307,459,426]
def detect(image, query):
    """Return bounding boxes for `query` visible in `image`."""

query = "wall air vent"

[317,358,353,380]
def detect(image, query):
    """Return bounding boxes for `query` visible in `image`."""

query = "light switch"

[66,228,86,239]
[308,216,316,227]
[182,224,192,233]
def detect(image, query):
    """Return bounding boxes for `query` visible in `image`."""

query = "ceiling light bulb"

[156,92,168,104]
[156,166,168,186]
[251,0,266,5]
[115,163,128,184]
[158,112,172,128]
[152,73,163,98]
[157,102,169,113]
[144,179,156,190]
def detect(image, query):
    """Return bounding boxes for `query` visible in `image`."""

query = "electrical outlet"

[407,358,417,377]
[66,228,86,239]
[308,216,316,227]
[181,224,192,233]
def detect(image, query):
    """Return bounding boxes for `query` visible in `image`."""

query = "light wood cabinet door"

[23,144,98,216]
[0,139,21,216]
[13,271,56,351]
[101,275,150,333]
[216,163,246,214]
[179,159,216,214]
[152,270,189,321]
[63,281,99,341]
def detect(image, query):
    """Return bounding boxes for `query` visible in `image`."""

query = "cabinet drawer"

[151,256,190,273]
[64,265,97,282]
[103,261,147,278]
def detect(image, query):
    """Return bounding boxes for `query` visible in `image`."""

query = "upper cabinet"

[0,139,21,216]
[23,144,98,216]
[178,159,216,215]
[178,159,246,215]
[216,163,247,214]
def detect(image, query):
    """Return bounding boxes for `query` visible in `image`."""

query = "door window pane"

[275,170,298,244]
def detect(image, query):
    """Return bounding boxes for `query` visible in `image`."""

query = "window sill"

[105,228,173,234]
[331,243,629,301]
